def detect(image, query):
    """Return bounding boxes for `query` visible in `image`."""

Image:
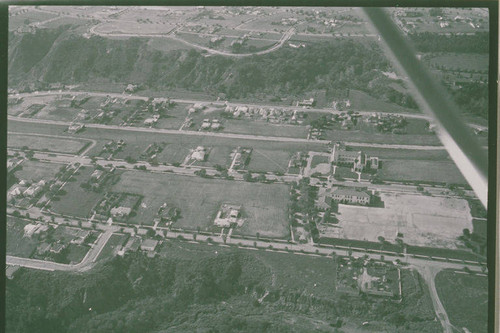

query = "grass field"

[14,160,60,183]
[8,133,87,154]
[49,167,105,218]
[378,160,466,184]
[111,171,290,238]
[65,244,90,264]
[252,250,337,296]
[427,53,489,72]
[435,270,488,333]
[310,155,330,168]
[96,233,129,261]
[222,120,308,138]
[350,146,450,161]
[247,149,291,173]
[349,89,419,114]
[6,217,38,258]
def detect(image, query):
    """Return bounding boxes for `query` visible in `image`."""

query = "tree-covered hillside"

[6,248,442,333]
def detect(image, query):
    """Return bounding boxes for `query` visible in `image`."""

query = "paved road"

[6,227,116,272]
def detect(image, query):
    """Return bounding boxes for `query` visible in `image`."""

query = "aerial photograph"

[5,6,490,333]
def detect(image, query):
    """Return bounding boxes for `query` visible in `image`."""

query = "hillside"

[6,244,442,333]
[9,28,420,109]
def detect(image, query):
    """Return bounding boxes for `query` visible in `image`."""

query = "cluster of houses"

[8,179,46,201]
[100,139,125,158]
[296,98,315,108]
[224,105,305,124]
[93,192,142,222]
[200,118,222,131]
[331,111,362,130]
[366,113,407,134]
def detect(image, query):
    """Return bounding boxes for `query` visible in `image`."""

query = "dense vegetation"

[6,248,441,332]
[409,32,489,53]
[9,29,418,109]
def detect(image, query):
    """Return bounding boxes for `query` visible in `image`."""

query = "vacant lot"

[349,89,419,114]
[14,160,60,183]
[378,160,466,184]
[8,133,88,154]
[6,217,38,258]
[331,193,472,248]
[49,167,105,218]
[223,119,308,138]
[351,146,450,161]
[247,149,291,173]
[112,171,290,238]
[427,53,489,72]
[97,233,129,261]
[435,270,488,333]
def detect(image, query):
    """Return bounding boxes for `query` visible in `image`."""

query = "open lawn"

[223,119,308,138]
[111,171,290,238]
[49,167,105,218]
[435,270,488,333]
[6,217,38,258]
[8,133,88,154]
[14,160,60,183]
[378,160,466,184]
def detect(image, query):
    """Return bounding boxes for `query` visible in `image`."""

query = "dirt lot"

[111,171,290,238]
[327,193,472,248]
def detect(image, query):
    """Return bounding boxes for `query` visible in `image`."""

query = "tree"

[378,236,385,243]
[243,172,253,182]
[195,168,207,177]
[256,232,260,239]
[463,228,471,238]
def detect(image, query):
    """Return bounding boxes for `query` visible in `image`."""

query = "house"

[91,169,105,182]
[331,188,370,205]
[201,120,212,129]
[191,146,207,161]
[369,157,379,170]
[110,206,132,218]
[23,181,45,197]
[144,118,157,126]
[211,122,221,130]
[298,98,315,107]
[140,239,159,252]
[68,123,84,134]
[214,204,243,227]
[49,242,67,254]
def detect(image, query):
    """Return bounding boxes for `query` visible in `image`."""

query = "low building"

[68,123,85,134]
[140,238,159,252]
[331,188,370,205]
[110,206,132,218]
[191,146,207,161]
[214,204,243,228]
